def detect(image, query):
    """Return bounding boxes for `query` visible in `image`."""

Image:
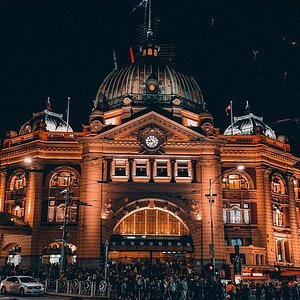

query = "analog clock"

[145,135,159,149]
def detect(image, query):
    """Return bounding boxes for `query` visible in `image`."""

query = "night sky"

[1,1,300,154]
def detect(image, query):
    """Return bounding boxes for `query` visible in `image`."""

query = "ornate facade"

[1,37,300,279]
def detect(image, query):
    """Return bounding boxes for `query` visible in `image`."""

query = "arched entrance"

[2,243,22,266]
[109,207,193,262]
[42,242,77,265]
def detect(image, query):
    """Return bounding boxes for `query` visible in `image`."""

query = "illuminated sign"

[242,271,264,277]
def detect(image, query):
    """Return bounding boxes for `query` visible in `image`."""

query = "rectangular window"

[244,209,250,224]
[135,211,144,234]
[177,161,189,177]
[156,161,168,177]
[135,160,147,176]
[69,206,78,223]
[147,210,156,234]
[230,238,243,246]
[114,160,126,176]
[47,207,55,222]
[223,209,228,223]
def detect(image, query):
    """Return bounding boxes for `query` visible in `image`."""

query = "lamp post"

[59,182,70,274]
[206,165,244,279]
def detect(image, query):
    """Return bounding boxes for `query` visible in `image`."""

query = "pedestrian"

[292,281,300,300]
[255,283,262,300]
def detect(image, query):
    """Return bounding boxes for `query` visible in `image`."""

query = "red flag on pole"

[225,104,231,116]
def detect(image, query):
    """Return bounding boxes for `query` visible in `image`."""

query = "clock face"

[145,135,159,149]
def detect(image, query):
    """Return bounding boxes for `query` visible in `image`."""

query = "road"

[0,295,73,300]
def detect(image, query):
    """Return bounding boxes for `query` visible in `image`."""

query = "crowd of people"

[1,261,300,299]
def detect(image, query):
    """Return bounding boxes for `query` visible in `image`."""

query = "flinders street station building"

[1,32,300,281]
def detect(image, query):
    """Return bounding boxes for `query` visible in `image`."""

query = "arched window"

[6,170,27,218]
[271,176,286,195]
[273,206,283,227]
[114,208,189,236]
[256,254,260,265]
[222,173,249,190]
[230,206,242,223]
[47,169,79,223]
[223,203,250,224]
[9,171,26,191]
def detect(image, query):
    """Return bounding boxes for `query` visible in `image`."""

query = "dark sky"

[1,0,300,154]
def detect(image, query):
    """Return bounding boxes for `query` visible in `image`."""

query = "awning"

[281,270,300,276]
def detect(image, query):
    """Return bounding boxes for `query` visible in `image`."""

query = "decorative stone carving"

[123,97,132,106]
[172,98,181,106]
[102,198,113,219]
[201,122,214,136]
[190,199,201,220]
[90,120,103,133]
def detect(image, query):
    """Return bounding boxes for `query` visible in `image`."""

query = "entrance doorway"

[109,207,193,261]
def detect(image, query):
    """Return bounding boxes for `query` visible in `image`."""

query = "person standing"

[292,281,300,300]
[255,283,262,300]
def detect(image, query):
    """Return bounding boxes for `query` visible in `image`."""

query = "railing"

[222,189,256,199]
[3,131,85,148]
[219,134,291,152]
[45,278,112,298]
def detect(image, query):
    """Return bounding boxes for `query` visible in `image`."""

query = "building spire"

[46,97,52,111]
[245,100,251,114]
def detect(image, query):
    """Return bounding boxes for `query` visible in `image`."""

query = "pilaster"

[77,157,102,266]
[200,156,225,262]
[255,166,276,264]
[21,162,44,266]
[0,169,7,212]
[287,174,300,266]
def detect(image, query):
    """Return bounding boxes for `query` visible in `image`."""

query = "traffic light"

[203,263,214,278]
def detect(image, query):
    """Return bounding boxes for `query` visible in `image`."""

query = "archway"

[2,243,22,266]
[109,206,193,262]
[42,242,77,265]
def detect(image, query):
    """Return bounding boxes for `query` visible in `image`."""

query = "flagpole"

[66,97,70,133]
[230,100,234,135]
[147,0,152,38]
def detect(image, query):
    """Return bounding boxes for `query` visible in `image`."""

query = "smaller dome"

[224,113,276,139]
[19,110,73,135]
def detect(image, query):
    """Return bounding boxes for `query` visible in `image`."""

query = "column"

[287,174,300,265]
[77,156,102,268]
[0,169,7,212]
[128,159,133,182]
[22,162,44,268]
[255,166,276,264]
[149,159,154,183]
[106,159,112,182]
[201,156,225,266]
[170,159,176,183]
[191,160,197,183]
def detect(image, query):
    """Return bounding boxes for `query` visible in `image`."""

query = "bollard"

[55,279,59,293]
[91,281,96,296]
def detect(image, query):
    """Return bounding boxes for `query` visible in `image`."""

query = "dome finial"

[46,97,52,111]
[245,100,251,114]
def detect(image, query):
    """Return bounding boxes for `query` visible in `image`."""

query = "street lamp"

[206,165,244,279]
[59,183,70,274]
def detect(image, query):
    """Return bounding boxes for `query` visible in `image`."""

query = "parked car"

[0,275,44,296]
